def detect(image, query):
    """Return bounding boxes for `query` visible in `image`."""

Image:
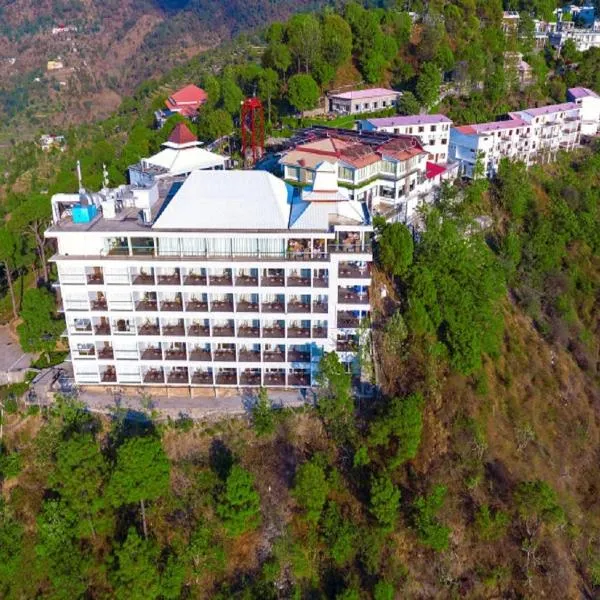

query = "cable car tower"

[241,96,265,166]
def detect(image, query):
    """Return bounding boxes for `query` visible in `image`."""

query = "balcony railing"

[263,350,285,362]
[132,273,155,285]
[287,302,311,313]
[263,326,285,338]
[192,371,213,384]
[313,326,327,338]
[86,273,104,285]
[287,275,310,287]
[212,325,235,337]
[288,373,311,386]
[160,300,183,312]
[313,276,328,288]
[263,372,285,385]
[240,372,261,385]
[235,275,258,286]
[338,265,370,278]
[211,300,234,312]
[288,326,311,338]
[164,349,187,361]
[262,301,284,313]
[90,299,108,310]
[313,302,328,314]
[144,369,164,383]
[142,348,162,360]
[288,350,310,363]
[98,347,114,359]
[216,372,237,385]
[157,274,181,285]
[214,349,236,362]
[209,275,233,286]
[168,370,189,384]
[239,350,261,362]
[184,274,207,285]
[190,349,212,361]
[338,289,368,304]
[336,339,358,352]
[238,326,260,338]
[187,324,210,336]
[185,300,208,312]
[236,301,259,312]
[94,323,110,335]
[261,275,285,287]
[162,324,185,336]
[329,242,372,254]
[101,370,117,383]
[136,300,158,311]
[138,323,160,335]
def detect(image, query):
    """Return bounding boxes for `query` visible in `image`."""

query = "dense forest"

[0,0,599,597]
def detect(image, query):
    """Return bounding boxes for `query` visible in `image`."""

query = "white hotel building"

[45,167,372,391]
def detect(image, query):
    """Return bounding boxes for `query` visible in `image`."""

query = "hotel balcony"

[136,298,158,311]
[185,298,208,312]
[184,271,207,286]
[189,346,212,361]
[216,369,237,385]
[263,323,285,338]
[240,369,261,386]
[236,299,259,313]
[141,346,163,360]
[214,346,236,362]
[162,321,185,336]
[338,311,360,328]
[338,263,370,279]
[262,299,285,313]
[212,323,235,337]
[157,269,181,285]
[336,337,358,352]
[312,325,327,338]
[287,325,311,339]
[238,324,260,338]
[287,299,311,313]
[101,366,117,383]
[288,348,311,363]
[167,367,189,384]
[86,269,104,285]
[211,298,234,312]
[97,344,114,359]
[144,368,165,384]
[72,321,92,334]
[192,369,213,385]
[209,271,233,286]
[263,370,285,386]
[287,273,311,287]
[235,273,259,286]
[288,371,311,386]
[313,274,329,288]
[338,288,369,304]
[313,301,328,314]
[262,270,285,287]
[93,319,111,335]
[132,270,155,285]
[164,344,187,360]
[160,296,183,312]
[138,320,160,335]
[187,322,210,336]
[90,295,108,311]
[263,347,285,362]
[239,347,261,362]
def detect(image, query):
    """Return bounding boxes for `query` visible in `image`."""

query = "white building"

[449,102,581,178]
[327,88,401,115]
[549,19,600,51]
[45,169,372,391]
[567,86,600,135]
[129,123,228,187]
[358,114,452,163]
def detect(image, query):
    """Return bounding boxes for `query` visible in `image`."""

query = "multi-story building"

[45,168,373,391]
[449,102,581,178]
[280,127,432,223]
[567,87,600,135]
[327,88,401,115]
[357,114,452,163]
[549,19,600,51]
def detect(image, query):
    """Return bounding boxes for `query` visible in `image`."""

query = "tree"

[514,480,565,528]
[258,68,279,124]
[377,221,414,277]
[49,433,109,539]
[216,464,261,536]
[287,73,320,117]
[287,13,322,72]
[373,580,394,600]
[416,62,442,108]
[201,74,221,108]
[412,485,451,551]
[370,473,401,531]
[17,288,63,361]
[263,42,292,79]
[108,436,170,538]
[474,504,510,541]
[111,528,161,600]
[320,502,358,566]
[293,459,329,522]
[221,74,244,116]
[321,14,353,69]
[252,388,275,437]
[0,228,19,319]
[397,91,420,116]
[197,108,233,142]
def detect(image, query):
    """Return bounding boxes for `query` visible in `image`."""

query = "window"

[373,102,378,109]
[382,100,387,107]
[442,138,447,144]
[431,125,437,132]
[418,126,425,133]
[338,166,354,181]
[408,127,413,134]
[355,104,360,111]
[394,128,399,134]
[381,160,395,174]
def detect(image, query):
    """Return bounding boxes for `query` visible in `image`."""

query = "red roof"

[168,122,198,145]
[426,162,447,179]
[166,84,208,111]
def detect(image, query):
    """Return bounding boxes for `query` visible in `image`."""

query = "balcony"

[336,339,358,352]
[212,324,235,337]
[90,299,108,311]
[313,275,328,288]
[86,272,104,285]
[144,369,165,384]
[94,323,111,335]
[192,370,213,385]
[239,349,261,362]
[288,350,310,363]
[138,322,160,335]
[262,274,285,287]
[216,371,238,385]
[236,300,259,313]
[211,300,234,312]
[288,326,310,339]
[338,289,368,304]
[101,368,117,383]
[72,324,92,334]
[187,323,210,336]
[262,301,284,313]
[240,371,261,386]
[160,300,183,312]
[132,273,155,285]
[312,326,327,338]
[263,349,285,362]
[238,325,260,338]
[190,348,212,361]
[209,274,233,286]
[263,372,285,386]
[185,300,208,312]
[329,241,372,254]
[235,274,258,286]
[288,373,311,386]
[164,347,187,361]
[157,273,181,285]
[162,323,185,336]
[263,325,285,338]
[214,348,236,362]
[167,369,189,384]
[338,264,370,279]
[287,301,311,313]
[313,301,328,314]
[136,300,158,311]
[184,273,207,286]
[338,312,360,328]
[142,348,163,360]
[287,275,310,287]
[98,346,114,359]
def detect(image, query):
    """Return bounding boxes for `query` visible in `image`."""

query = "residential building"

[279,127,432,223]
[129,123,228,187]
[549,19,600,51]
[504,52,534,88]
[165,84,208,117]
[502,11,520,35]
[567,87,600,135]
[449,102,581,178]
[45,168,372,391]
[358,114,452,163]
[327,88,401,115]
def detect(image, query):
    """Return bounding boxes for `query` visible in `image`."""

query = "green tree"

[263,42,292,79]
[0,501,24,598]
[0,227,20,319]
[416,62,442,108]
[514,480,565,527]
[17,288,63,361]
[287,13,322,72]
[397,91,420,116]
[474,504,510,541]
[252,388,275,437]
[370,473,401,531]
[378,221,414,277]
[108,436,170,538]
[412,485,451,551]
[287,73,320,117]
[201,74,221,108]
[320,501,358,566]
[374,580,395,600]
[186,521,226,578]
[293,459,329,522]
[221,74,244,116]
[321,13,353,69]
[197,108,233,142]
[216,464,261,536]
[258,68,279,124]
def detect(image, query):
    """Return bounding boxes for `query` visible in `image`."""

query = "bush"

[252,388,275,437]
[474,504,509,541]
[412,485,451,551]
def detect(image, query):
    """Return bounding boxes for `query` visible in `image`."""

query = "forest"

[0,0,598,597]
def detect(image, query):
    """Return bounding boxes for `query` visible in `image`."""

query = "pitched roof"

[519,102,579,117]
[568,86,600,99]
[168,122,198,146]
[426,162,447,179]
[169,84,207,105]
[329,87,400,100]
[364,114,452,127]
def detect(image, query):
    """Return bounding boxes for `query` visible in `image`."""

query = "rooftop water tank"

[72,204,98,223]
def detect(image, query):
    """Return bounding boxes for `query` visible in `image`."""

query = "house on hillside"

[327,88,401,115]
[155,84,208,128]
[567,87,600,135]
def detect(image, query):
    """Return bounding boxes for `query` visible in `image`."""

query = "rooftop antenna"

[76,159,84,194]
[102,163,109,189]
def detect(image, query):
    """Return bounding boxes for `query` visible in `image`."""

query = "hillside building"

[549,19,600,51]
[165,84,208,117]
[567,87,600,135]
[128,123,228,187]
[327,88,401,115]
[45,168,372,391]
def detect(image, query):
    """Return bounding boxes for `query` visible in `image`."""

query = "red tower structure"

[241,97,265,165]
